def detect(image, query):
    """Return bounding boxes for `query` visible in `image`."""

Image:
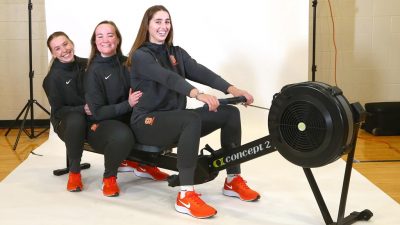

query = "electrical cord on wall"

[327,0,338,86]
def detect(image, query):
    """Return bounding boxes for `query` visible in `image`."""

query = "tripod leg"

[34,100,50,115]
[5,101,30,136]
[12,102,32,150]
[33,127,49,139]
[31,101,50,138]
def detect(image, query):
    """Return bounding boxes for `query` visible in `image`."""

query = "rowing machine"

[53,81,372,225]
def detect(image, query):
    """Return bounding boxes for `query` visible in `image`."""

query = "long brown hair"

[87,20,123,68]
[126,5,174,69]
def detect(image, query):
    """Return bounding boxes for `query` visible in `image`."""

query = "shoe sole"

[223,189,260,202]
[133,169,157,180]
[68,187,82,192]
[118,167,167,181]
[118,166,153,179]
[118,167,135,173]
[101,184,119,197]
[104,193,119,197]
[174,204,216,219]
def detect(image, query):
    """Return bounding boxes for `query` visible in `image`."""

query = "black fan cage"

[279,101,326,152]
[268,81,355,168]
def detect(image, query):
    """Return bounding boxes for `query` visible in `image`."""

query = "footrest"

[53,163,91,176]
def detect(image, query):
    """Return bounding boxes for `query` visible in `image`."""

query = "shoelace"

[186,192,206,206]
[233,176,250,190]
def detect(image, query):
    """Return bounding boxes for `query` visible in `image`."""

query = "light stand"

[311,0,318,81]
[5,0,50,150]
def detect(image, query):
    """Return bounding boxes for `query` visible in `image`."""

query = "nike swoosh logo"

[66,79,72,84]
[179,200,190,208]
[225,184,233,189]
[105,74,112,79]
[120,162,128,167]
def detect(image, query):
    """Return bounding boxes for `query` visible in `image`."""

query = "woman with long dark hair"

[127,5,260,218]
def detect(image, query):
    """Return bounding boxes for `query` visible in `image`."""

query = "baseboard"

[0,119,50,129]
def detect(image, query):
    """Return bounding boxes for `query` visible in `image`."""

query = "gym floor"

[2,128,398,203]
[0,126,398,224]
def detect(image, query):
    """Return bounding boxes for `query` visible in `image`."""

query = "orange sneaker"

[223,175,260,201]
[102,176,119,197]
[175,191,217,219]
[118,160,169,181]
[67,172,83,192]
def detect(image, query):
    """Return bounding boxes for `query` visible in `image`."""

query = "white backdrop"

[45,0,308,109]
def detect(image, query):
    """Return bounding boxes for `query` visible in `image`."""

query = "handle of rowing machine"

[203,96,247,110]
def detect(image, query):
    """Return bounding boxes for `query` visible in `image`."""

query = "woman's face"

[49,35,74,63]
[95,23,119,57]
[148,10,171,44]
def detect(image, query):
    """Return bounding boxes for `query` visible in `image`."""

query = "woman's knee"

[63,111,86,129]
[223,105,240,117]
[222,105,241,124]
[101,121,135,148]
[59,112,86,136]
[180,111,202,129]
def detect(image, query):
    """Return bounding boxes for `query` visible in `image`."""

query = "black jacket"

[43,56,87,130]
[130,42,231,122]
[85,53,131,123]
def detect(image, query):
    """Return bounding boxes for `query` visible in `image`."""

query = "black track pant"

[55,111,87,173]
[131,105,242,185]
[87,120,135,178]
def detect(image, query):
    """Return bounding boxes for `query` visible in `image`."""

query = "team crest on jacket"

[144,117,155,125]
[169,55,178,66]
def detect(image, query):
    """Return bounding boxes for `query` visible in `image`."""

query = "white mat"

[1,112,399,225]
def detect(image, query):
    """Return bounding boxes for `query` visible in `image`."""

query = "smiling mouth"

[158,30,168,36]
[62,52,72,58]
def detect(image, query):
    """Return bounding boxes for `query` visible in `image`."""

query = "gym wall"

[2,0,399,123]
[44,0,309,110]
[309,0,400,105]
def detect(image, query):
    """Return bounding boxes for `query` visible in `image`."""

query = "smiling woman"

[84,20,168,197]
[125,5,261,218]
[43,31,90,192]
[148,10,171,44]
[48,35,75,63]
[94,23,120,57]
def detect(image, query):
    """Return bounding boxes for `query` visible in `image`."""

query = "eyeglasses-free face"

[49,35,75,63]
[148,10,171,44]
[95,23,120,57]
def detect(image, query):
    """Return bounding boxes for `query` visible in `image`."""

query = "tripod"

[5,0,50,150]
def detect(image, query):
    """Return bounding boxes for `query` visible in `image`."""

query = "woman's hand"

[128,88,143,107]
[190,88,219,112]
[84,104,92,115]
[227,86,254,105]
[196,93,219,112]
